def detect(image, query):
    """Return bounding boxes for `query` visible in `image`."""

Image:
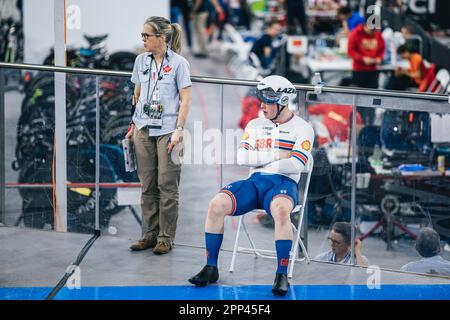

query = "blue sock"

[205,232,223,266]
[275,240,292,275]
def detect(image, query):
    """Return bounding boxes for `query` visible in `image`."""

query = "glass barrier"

[2,68,43,228]
[356,105,450,273]
[64,73,99,234]
[3,69,61,230]
[305,98,355,263]
[2,65,450,280]
[2,69,105,233]
[96,75,139,239]
[95,79,224,248]
[221,84,267,254]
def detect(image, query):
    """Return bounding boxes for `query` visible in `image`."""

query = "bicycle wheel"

[108,51,137,71]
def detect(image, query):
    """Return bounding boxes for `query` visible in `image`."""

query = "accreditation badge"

[146,87,163,129]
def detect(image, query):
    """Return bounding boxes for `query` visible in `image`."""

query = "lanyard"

[146,54,165,103]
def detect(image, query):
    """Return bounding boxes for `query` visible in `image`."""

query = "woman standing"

[127,16,192,254]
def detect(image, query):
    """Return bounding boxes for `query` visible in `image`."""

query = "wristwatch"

[176,125,184,131]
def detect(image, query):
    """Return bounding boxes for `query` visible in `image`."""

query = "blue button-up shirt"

[131,48,192,136]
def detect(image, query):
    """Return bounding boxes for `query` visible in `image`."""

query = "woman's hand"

[167,129,183,153]
[125,123,134,140]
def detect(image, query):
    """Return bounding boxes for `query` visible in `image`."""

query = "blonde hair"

[144,16,183,54]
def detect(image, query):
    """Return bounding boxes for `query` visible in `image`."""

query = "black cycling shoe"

[272,273,290,297]
[188,265,219,287]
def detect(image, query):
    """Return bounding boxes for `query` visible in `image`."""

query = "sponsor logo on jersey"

[301,140,311,151]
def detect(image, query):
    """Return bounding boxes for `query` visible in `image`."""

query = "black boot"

[272,273,290,297]
[188,265,219,287]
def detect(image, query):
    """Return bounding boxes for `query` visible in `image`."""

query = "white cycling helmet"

[256,75,297,120]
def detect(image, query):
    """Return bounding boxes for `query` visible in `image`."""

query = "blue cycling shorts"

[220,172,298,216]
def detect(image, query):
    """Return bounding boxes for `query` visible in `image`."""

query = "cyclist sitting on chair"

[188,75,315,297]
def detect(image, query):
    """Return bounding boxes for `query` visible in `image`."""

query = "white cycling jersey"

[237,114,315,183]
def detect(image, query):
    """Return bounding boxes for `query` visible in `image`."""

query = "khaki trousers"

[133,127,181,246]
[193,11,209,55]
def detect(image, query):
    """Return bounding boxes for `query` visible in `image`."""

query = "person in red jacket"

[348,23,385,125]
[308,104,362,147]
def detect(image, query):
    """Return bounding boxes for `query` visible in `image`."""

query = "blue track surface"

[1,284,450,300]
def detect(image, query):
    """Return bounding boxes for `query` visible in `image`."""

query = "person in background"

[249,20,283,70]
[308,104,363,147]
[171,0,193,51]
[337,5,365,36]
[192,0,224,58]
[228,0,252,30]
[348,23,385,125]
[284,0,308,35]
[401,227,450,276]
[385,44,427,91]
[127,16,192,254]
[315,222,369,266]
[401,24,421,54]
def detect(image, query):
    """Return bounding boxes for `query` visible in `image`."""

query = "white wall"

[24,0,169,65]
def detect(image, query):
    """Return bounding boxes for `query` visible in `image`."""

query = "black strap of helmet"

[270,104,285,122]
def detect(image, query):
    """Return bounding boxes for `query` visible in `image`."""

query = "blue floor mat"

[1,284,450,300]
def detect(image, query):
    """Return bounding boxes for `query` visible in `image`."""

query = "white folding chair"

[428,69,450,94]
[222,23,253,61]
[228,156,314,278]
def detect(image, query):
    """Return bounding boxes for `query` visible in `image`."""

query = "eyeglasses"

[328,237,343,246]
[141,33,159,40]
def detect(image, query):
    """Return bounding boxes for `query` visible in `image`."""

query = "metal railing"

[1,62,449,102]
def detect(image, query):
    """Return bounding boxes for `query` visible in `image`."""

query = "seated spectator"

[401,24,421,54]
[401,227,450,276]
[315,222,369,266]
[337,5,365,36]
[385,45,427,91]
[249,20,283,69]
